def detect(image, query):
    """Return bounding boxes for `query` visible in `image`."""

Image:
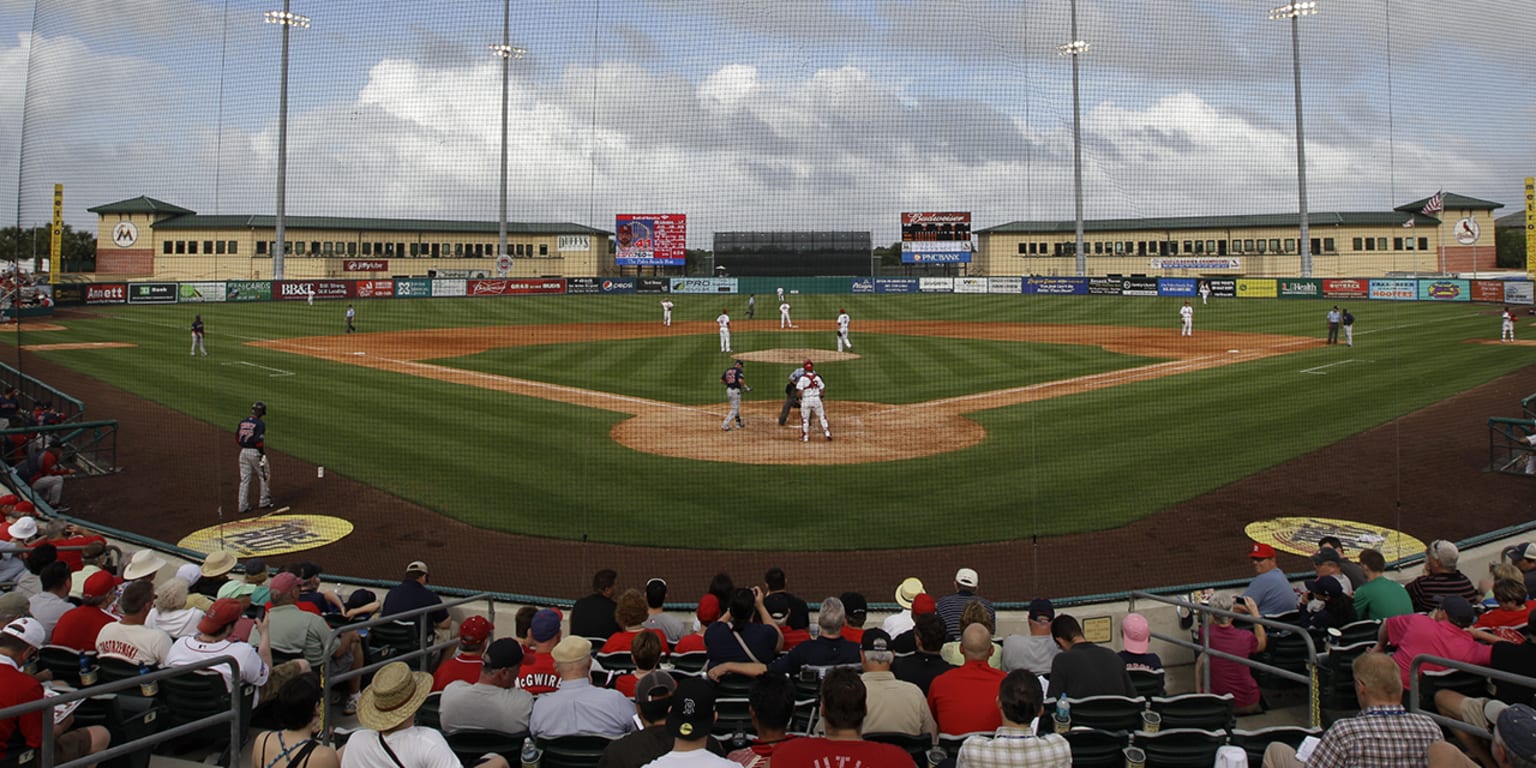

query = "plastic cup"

[1124,746,1148,768]
[1053,713,1071,734]
[1141,710,1162,733]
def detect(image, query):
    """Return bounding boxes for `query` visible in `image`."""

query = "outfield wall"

[38,274,1536,307]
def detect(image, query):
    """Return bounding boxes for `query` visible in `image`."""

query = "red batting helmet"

[803,360,814,371]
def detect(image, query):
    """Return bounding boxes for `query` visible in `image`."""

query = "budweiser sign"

[901,212,971,225]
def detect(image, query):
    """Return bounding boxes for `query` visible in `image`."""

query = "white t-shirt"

[97,622,174,666]
[340,726,459,768]
[641,748,738,767]
[164,636,268,702]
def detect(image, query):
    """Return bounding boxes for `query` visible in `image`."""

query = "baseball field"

[7,293,1529,556]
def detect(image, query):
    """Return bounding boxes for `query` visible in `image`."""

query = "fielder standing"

[836,308,853,352]
[716,308,732,352]
[779,301,795,329]
[796,360,831,442]
[236,401,272,513]
[307,284,315,306]
[190,315,208,356]
[1342,307,1355,347]
[1199,280,1212,305]
[747,294,756,320]
[1503,307,1517,342]
[1179,301,1193,337]
[660,298,674,327]
[345,304,357,334]
[776,286,785,303]
[720,359,751,431]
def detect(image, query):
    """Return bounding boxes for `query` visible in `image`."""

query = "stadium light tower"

[1058,0,1089,277]
[490,0,526,268]
[1270,1,1318,277]
[265,1,310,282]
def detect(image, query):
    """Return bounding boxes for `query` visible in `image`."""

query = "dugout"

[713,231,873,277]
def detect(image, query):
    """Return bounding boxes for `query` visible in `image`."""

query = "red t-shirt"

[50,606,117,652]
[0,662,44,758]
[432,652,483,692]
[600,628,670,655]
[613,672,638,698]
[673,633,707,654]
[779,628,810,651]
[842,627,865,644]
[1475,601,1536,644]
[517,651,559,695]
[769,736,911,767]
[39,535,107,572]
[927,660,1005,734]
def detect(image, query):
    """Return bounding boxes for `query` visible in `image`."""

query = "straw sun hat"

[356,662,433,732]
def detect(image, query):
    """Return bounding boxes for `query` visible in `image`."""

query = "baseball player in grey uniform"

[236,401,272,513]
[721,360,751,430]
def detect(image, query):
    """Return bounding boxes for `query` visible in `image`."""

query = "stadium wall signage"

[393,278,433,297]
[1322,279,1369,299]
[84,284,127,304]
[127,283,177,304]
[1236,278,1277,298]
[1277,279,1321,298]
[1120,277,1158,297]
[1023,277,1087,295]
[873,278,918,293]
[918,277,953,293]
[669,277,737,294]
[1369,279,1417,301]
[1417,279,1470,302]
[178,282,226,303]
[1157,278,1197,297]
[636,278,670,294]
[343,260,388,272]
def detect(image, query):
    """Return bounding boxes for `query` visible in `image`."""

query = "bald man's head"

[960,623,993,661]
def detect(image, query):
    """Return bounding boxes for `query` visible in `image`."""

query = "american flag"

[1420,190,1444,216]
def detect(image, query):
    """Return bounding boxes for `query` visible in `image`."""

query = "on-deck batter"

[236,401,272,513]
[796,360,831,442]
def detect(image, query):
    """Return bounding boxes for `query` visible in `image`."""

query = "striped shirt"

[1405,571,1480,614]
[1304,706,1442,768]
[956,727,1071,768]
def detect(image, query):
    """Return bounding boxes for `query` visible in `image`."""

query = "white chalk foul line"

[1300,359,1366,375]
[375,356,713,416]
[221,361,295,377]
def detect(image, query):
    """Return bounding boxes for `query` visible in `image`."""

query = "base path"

[258,321,1311,465]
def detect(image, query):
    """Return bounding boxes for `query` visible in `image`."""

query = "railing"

[1129,590,1322,727]
[1407,654,1536,739]
[1488,417,1535,476]
[0,655,242,768]
[318,592,494,739]
[0,419,120,480]
[1522,392,1536,420]
[0,359,86,424]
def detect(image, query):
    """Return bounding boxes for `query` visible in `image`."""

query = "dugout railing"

[317,593,495,740]
[0,360,85,424]
[1408,654,1536,740]
[1129,590,1323,727]
[1487,417,1534,476]
[0,655,243,768]
[1522,393,1536,420]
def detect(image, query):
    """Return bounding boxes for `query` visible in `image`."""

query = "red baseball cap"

[696,594,721,624]
[12,501,34,513]
[82,570,120,598]
[197,598,246,635]
[1250,542,1277,559]
[0,494,18,506]
[459,615,493,644]
[911,593,938,616]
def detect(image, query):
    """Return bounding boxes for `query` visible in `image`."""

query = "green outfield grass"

[5,294,1522,548]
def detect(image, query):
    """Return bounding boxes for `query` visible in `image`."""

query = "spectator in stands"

[1299,575,1358,633]
[516,607,563,695]
[9,533,48,598]
[673,595,717,655]
[0,533,25,587]
[1312,548,1355,595]
[1507,543,1536,598]
[600,671,726,768]
[942,600,1002,668]
[242,557,268,587]
[0,618,111,765]
[433,615,493,692]
[513,605,537,649]
[642,578,685,645]
[890,592,937,654]
[957,669,1071,767]
[772,668,911,764]
[166,597,310,706]
[938,568,995,641]
[1262,651,1442,768]
[761,567,810,639]
[710,595,858,680]
[1377,595,1492,688]
[613,629,662,698]
[147,577,202,639]
[190,550,236,600]
[528,636,637,739]
[1119,613,1162,671]
[840,592,868,644]
[174,563,213,612]
[27,560,71,639]
[296,562,344,615]
[768,601,813,652]
[1355,549,1415,621]
[1428,702,1536,768]
[1319,536,1369,590]
[1196,594,1266,716]
[67,540,109,599]
[707,573,735,618]
[704,587,782,670]
[122,549,167,590]
[19,445,74,509]
[640,678,736,767]
[45,521,106,574]
[1435,612,1536,767]
[1243,542,1298,617]
[341,589,379,622]
[96,580,171,666]
[1407,540,1481,614]
[381,560,450,637]
[893,611,953,695]
[214,580,262,642]
[342,661,509,768]
[1470,579,1536,645]
[1478,563,1525,610]
[929,622,1007,734]
[0,591,26,626]
[570,568,621,641]
[266,572,362,715]
[1046,613,1135,700]
[1001,597,1060,676]
[725,672,800,765]
[440,638,533,735]
[883,577,924,639]
[49,570,119,651]
[855,628,935,737]
[250,673,341,768]
[602,588,670,654]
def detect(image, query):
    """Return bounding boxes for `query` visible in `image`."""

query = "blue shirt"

[381,579,447,627]
[1244,567,1296,617]
[236,416,265,449]
[528,678,636,739]
[704,622,780,668]
[767,634,860,677]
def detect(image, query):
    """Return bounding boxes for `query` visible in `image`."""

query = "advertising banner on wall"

[50,284,84,306]
[1277,278,1322,298]
[669,277,737,294]
[85,284,127,304]
[179,282,226,303]
[127,283,177,304]
[226,281,272,302]
[1088,278,1120,295]
[599,278,636,293]
[432,279,467,297]
[1322,278,1369,299]
[987,277,1022,294]
[1506,281,1534,305]
[850,278,876,293]
[1470,281,1506,304]
[873,278,919,293]
[954,277,988,294]
[1418,279,1470,302]
[1024,277,1088,295]
[276,281,349,301]
[1236,278,1277,298]
[394,278,433,297]
[901,212,972,264]
[1205,278,1238,298]
[466,278,566,296]
[1148,257,1241,271]
[1157,278,1197,297]
[636,277,670,294]
[354,280,395,299]
[1119,277,1159,297]
[343,260,388,272]
[615,213,686,266]
[919,277,953,292]
[566,277,602,294]
[1369,279,1417,300]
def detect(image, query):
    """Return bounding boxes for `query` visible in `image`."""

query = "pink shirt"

[1385,614,1493,687]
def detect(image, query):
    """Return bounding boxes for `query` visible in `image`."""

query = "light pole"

[1058,0,1089,277]
[490,0,526,268]
[265,2,309,282]
[1270,1,1317,277]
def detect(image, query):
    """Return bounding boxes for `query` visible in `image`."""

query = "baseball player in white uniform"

[779,302,795,329]
[1179,301,1193,337]
[776,286,785,303]
[660,299,674,327]
[1503,307,1517,342]
[796,360,831,442]
[1199,281,1211,305]
[836,308,853,352]
[716,309,732,352]
[307,284,315,306]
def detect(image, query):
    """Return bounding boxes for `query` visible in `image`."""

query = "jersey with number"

[722,367,746,389]
[837,313,850,332]
[236,417,265,450]
[796,372,825,402]
[717,313,730,330]
[192,319,204,337]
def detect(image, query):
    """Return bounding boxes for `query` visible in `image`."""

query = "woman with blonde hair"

[146,578,202,639]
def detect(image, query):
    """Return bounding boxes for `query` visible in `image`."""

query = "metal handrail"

[317,592,494,740]
[1129,590,1323,727]
[1407,654,1536,739]
[0,654,243,768]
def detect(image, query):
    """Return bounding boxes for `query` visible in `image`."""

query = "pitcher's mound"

[735,348,859,365]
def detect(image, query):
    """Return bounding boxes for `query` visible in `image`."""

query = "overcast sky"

[3,0,1532,244]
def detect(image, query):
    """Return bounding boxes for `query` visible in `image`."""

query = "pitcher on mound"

[796,360,831,442]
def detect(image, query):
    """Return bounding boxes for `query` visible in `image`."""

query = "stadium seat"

[935,732,993,768]
[1062,727,1129,768]
[1417,667,1490,713]
[271,648,305,665]
[96,655,150,685]
[1230,725,1322,765]
[153,669,253,762]
[445,729,528,766]
[714,673,754,699]
[0,745,38,768]
[1318,641,1373,715]
[1132,727,1228,767]
[862,732,929,767]
[1129,668,1167,699]
[1329,619,1381,648]
[1043,695,1146,733]
[535,734,616,768]
[669,651,707,674]
[1255,622,1315,688]
[38,644,88,688]
[712,696,756,748]
[594,651,634,673]
[72,693,164,768]
[416,692,442,732]
[1150,693,1235,731]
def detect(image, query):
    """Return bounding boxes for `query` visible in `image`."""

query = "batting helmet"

[251,401,267,416]
[803,361,814,371]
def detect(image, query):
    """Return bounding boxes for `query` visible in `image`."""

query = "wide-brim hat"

[201,550,237,578]
[895,577,924,610]
[356,662,434,732]
[123,549,168,581]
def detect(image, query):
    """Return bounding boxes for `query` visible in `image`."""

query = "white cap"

[955,568,979,589]
[7,516,37,541]
[2,617,45,649]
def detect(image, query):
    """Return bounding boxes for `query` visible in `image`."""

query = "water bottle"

[519,739,541,768]
[138,661,158,697]
[78,653,97,686]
